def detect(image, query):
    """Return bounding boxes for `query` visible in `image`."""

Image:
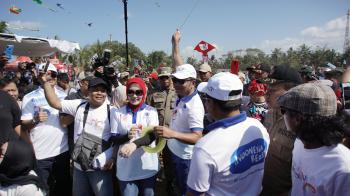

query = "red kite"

[9,6,22,14]
[194,41,215,56]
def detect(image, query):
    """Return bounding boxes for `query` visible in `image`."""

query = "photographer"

[92,49,118,97]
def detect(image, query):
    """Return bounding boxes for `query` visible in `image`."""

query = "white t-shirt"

[291,139,350,196]
[61,99,112,143]
[187,113,270,196]
[168,90,204,159]
[111,104,159,181]
[21,87,68,160]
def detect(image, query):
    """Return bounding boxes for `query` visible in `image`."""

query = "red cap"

[149,72,158,80]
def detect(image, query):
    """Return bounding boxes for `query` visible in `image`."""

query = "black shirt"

[0,91,21,144]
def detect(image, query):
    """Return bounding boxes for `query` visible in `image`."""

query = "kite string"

[178,0,200,30]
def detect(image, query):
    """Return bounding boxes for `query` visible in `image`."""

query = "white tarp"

[0,33,80,57]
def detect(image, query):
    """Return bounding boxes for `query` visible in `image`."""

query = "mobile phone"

[43,61,50,72]
[4,45,14,60]
[342,83,350,109]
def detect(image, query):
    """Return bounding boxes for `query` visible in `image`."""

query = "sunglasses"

[159,76,170,80]
[50,72,57,78]
[127,89,143,96]
[172,78,192,85]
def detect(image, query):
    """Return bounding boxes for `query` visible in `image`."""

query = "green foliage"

[0,21,8,33]
[72,40,345,74]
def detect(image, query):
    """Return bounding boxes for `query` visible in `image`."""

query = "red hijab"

[126,77,147,112]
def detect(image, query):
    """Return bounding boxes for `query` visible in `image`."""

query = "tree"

[147,51,171,69]
[297,44,312,65]
[286,47,300,69]
[271,48,284,66]
[0,21,8,33]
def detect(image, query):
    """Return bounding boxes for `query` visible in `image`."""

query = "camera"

[91,49,120,89]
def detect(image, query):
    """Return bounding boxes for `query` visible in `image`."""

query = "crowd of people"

[0,30,349,196]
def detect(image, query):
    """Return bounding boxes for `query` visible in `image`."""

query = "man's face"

[199,71,211,82]
[172,77,195,97]
[159,76,171,89]
[1,82,19,100]
[79,80,89,94]
[57,80,69,90]
[265,84,286,109]
[88,85,107,107]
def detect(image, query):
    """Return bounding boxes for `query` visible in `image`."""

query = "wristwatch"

[32,118,39,125]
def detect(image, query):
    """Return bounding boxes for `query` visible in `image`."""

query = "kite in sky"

[56,3,65,10]
[86,23,93,27]
[194,40,215,62]
[32,0,56,12]
[9,6,22,14]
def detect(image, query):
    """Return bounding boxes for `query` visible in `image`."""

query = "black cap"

[257,64,271,73]
[57,73,69,82]
[269,65,303,84]
[88,77,108,89]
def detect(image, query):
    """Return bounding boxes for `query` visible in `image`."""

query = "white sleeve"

[188,99,204,131]
[21,95,34,120]
[61,99,85,116]
[110,107,120,135]
[187,147,215,193]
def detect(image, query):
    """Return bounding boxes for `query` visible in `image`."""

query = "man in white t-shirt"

[21,63,70,195]
[278,83,350,196]
[41,76,115,196]
[154,31,205,196]
[186,72,270,196]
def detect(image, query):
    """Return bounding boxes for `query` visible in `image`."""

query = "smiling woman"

[110,77,160,196]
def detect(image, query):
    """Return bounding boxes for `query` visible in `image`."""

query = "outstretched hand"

[172,30,181,45]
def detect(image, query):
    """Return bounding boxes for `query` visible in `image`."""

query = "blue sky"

[1,0,349,58]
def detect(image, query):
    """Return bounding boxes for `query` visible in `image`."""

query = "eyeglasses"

[127,89,143,96]
[50,72,57,78]
[159,76,170,80]
[172,78,192,85]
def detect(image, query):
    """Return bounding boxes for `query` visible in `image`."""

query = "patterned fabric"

[246,101,268,122]
[278,83,337,117]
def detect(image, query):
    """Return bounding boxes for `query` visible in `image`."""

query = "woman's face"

[127,83,144,106]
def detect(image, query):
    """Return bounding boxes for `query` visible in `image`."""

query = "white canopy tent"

[0,33,80,57]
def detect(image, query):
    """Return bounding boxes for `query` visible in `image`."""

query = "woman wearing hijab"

[0,91,45,196]
[110,77,159,196]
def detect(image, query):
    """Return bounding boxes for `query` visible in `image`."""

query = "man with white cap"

[21,63,71,195]
[198,62,212,82]
[186,72,270,196]
[154,31,205,196]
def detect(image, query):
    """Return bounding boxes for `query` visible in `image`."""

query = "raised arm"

[40,73,62,111]
[172,30,184,67]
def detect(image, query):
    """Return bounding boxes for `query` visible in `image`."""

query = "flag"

[230,59,240,75]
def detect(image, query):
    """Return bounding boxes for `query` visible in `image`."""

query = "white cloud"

[258,16,346,54]
[6,20,42,31]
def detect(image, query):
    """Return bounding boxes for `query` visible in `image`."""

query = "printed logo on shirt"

[292,165,317,193]
[230,138,267,174]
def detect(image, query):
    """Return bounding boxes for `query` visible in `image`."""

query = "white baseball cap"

[171,64,197,79]
[199,72,243,101]
[37,63,57,73]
